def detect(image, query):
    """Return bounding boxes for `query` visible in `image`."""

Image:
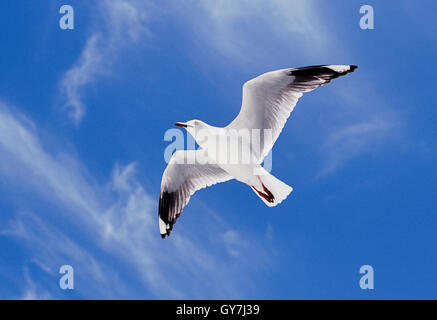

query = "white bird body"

[159,65,358,238]
[182,123,288,203]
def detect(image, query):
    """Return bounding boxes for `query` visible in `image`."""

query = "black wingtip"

[160,230,171,239]
[159,190,180,236]
[288,65,358,79]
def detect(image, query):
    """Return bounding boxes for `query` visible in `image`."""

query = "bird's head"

[175,119,209,137]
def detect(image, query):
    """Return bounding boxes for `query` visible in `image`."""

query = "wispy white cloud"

[319,118,394,175]
[222,230,248,257]
[60,35,103,122]
[174,0,331,66]
[314,78,404,176]
[20,264,53,300]
[0,102,272,298]
[2,212,122,299]
[60,0,151,123]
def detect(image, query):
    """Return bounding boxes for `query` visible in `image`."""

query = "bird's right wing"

[159,150,232,238]
[227,65,358,160]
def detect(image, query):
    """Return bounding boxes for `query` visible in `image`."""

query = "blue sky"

[0,0,436,299]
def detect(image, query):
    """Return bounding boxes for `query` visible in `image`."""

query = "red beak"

[175,122,187,128]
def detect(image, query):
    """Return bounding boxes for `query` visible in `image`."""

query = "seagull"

[159,65,358,238]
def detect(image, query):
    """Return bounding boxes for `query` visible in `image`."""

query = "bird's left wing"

[159,149,232,238]
[227,65,358,160]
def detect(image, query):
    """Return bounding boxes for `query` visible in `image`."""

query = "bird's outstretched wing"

[227,65,358,160]
[159,150,232,238]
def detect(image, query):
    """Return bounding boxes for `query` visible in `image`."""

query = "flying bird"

[159,65,358,238]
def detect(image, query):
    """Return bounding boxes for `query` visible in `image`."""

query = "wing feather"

[227,65,358,160]
[159,150,232,238]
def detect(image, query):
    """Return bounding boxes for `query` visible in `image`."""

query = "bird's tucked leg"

[251,176,275,203]
[251,185,274,203]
